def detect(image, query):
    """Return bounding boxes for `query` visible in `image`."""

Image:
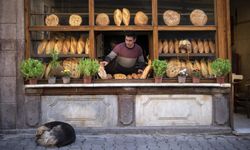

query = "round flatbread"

[190,9,208,26]
[69,14,82,26]
[163,10,180,26]
[45,14,59,26]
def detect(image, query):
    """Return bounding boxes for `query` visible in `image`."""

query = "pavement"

[1,133,250,150]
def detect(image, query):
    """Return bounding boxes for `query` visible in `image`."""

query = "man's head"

[125,32,136,48]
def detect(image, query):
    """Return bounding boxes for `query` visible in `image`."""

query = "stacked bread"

[113,8,130,26]
[62,58,80,78]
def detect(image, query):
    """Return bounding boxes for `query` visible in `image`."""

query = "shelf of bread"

[29,26,90,31]
[32,54,89,58]
[159,53,215,58]
[94,25,153,31]
[158,25,216,31]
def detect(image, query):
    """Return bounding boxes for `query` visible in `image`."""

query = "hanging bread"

[190,9,208,26]
[45,39,56,54]
[198,39,204,53]
[166,59,181,78]
[204,40,210,53]
[186,60,193,76]
[114,9,122,26]
[179,39,192,53]
[175,39,180,53]
[191,39,198,53]
[163,40,169,54]
[54,39,64,54]
[134,11,148,25]
[163,10,180,26]
[209,39,215,53]
[62,38,71,54]
[140,60,152,79]
[207,60,213,77]
[200,59,208,78]
[37,39,47,55]
[168,40,175,53]
[158,40,163,54]
[85,38,90,55]
[77,36,85,54]
[45,14,59,26]
[96,13,110,26]
[69,14,82,26]
[122,8,130,26]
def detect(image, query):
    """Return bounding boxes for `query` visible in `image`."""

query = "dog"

[35,121,76,147]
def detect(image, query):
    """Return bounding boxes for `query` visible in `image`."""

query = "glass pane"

[30,0,89,26]
[158,0,215,25]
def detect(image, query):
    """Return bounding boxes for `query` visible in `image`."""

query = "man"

[101,32,146,75]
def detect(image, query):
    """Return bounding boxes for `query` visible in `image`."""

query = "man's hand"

[137,69,144,73]
[100,61,109,67]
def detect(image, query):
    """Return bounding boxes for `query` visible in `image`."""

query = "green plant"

[152,59,167,77]
[20,58,44,79]
[211,58,231,77]
[49,50,60,69]
[191,69,201,78]
[78,58,100,76]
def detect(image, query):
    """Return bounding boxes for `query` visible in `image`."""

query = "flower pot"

[192,77,200,83]
[216,76,225,84]
[48,76,56,84]
[154,76,163,83]
[29,79,37,84]
[83,76,92,84]
[62,76,70,84]
[178,76,186,83]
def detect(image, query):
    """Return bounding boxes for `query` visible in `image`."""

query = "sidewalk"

[1,133,250,150]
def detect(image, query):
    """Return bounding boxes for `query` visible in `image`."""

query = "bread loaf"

[163,40,169,54]
[77,36,85,54]
[204,40,210,53]
[207,60,213,77]
[98,65,108,79]
[63,58,80,79]
[54,39,64,54]
[200,59,208,78]
[193,60,201,71]
[169,40,175,53]
[37,39,47,55]
[70,37,77,54]
[62,38,71,54]
[191,39,198,53]
[175,39,180,53]
[140,60,152,79]
[163,10,180,26]
[114,73,127,79]
[190,9,208,26]
[179,39,192,53]
[45,14,59,26]
[198,39,204,53]
[122,8,130,26]
[69,14,82,26]
[134,11,148,25]
[209,39,215,53]
[166,59,181,78]
[85,38,90,55]
[114,9,122,26]
[45,39,56,54]
[186,60,193,76]
[96,13,110,26]
[158,40,163,54]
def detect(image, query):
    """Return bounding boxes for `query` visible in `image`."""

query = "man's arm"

[101,51,117,66]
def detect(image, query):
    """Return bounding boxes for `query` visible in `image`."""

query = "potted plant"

[152,59,167,83]
[61,69,71,84]
[20,58,44,84]
[191,69,201,83]
[178,68,188,83]
[211,58,231,84]
[78,58,100,83]
[48,50,60,84]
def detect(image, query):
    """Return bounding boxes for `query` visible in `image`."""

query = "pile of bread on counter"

[158,39,215,54]
[45,8,207,26]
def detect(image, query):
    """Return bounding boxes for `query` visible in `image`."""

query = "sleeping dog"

[36,121,76,147]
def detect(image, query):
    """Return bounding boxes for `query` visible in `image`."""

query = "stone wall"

[0,0,25,129]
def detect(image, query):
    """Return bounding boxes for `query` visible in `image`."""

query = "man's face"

[125,36,136,48]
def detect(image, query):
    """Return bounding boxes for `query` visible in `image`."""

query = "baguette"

[114,9,122,26]
[175,39,180,53]
[122,8,130,26]
[45,39,55,55]
[77,36,85,54]
[209,39,215,53]
[169,40,175,53]
[204,39,210,53]
[37,39,47,55]
[62,38,71,54]
[191,39,198,53]
[158,40,163,54]
[54,39,63,54]
[70,37,77,54]
[198,39,204,53]
[163,40,169,54]
[140,60,152,79]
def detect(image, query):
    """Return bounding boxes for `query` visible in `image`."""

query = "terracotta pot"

[216,76,225,84]
[154,76,163,83]
[29,79,37,84]
[178,76,186,83]
[83,76,92,84]
[62,76,70,84]
[48,76,56,84]
[192,77,200,83]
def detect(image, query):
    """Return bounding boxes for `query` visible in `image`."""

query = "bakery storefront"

[23,0,231,130]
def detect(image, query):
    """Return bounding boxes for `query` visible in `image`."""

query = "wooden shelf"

[29,26,90,31]
[158,25,216,31]
[159,53,215,58]
[94,25,153,31]
[32,54,89,58]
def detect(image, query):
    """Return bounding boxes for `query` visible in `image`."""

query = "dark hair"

[125,32,136,39]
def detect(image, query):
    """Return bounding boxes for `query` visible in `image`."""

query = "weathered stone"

[0,77,16,103]
[0,103,16,129]
[118,95,135,126]
[25,96,41,127]
[136,95,212,126]
[214,94,229,125]
[0,51,16,76]
[41,95,118,127]
[0,0,17,24]
[0,39,16,51]
[0,24,16,39]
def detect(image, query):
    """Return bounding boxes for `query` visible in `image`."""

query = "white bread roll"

[122,8,130,26]
[114,9,122,26]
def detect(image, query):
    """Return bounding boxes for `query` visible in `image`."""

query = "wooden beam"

[152,0,158,60]
[25,0,30,59]
[89,0,95,58]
